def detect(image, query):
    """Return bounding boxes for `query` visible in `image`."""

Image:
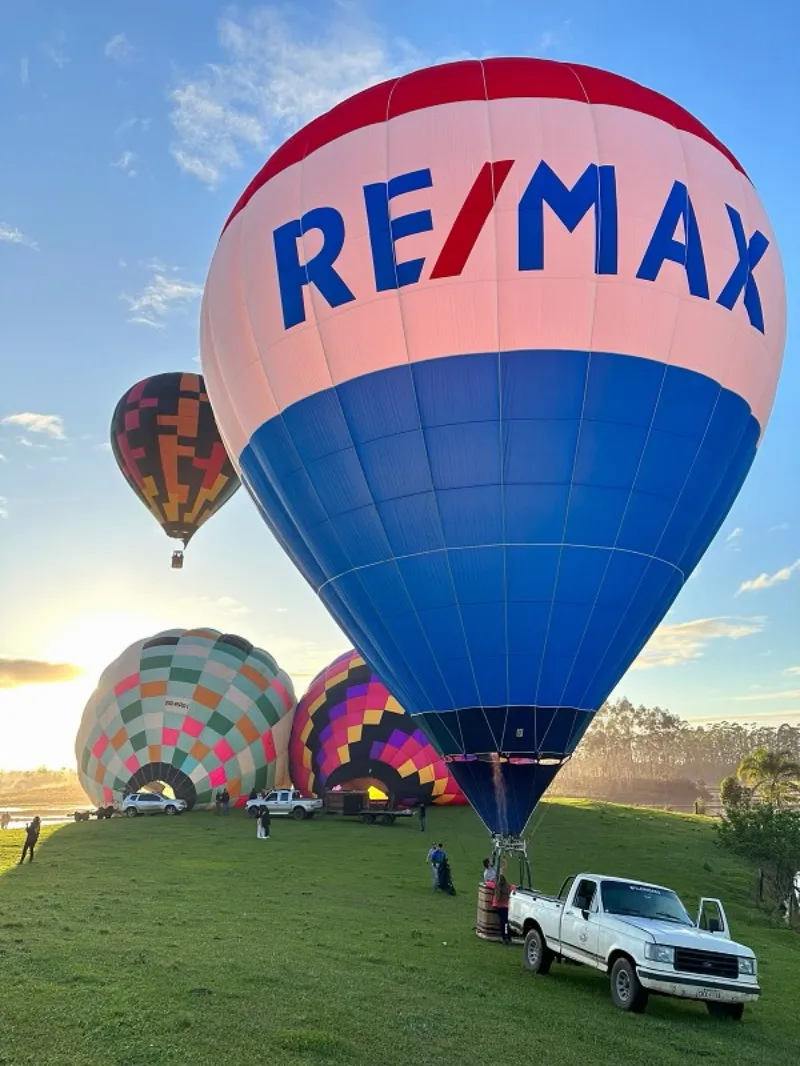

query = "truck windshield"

[600,881,693,924]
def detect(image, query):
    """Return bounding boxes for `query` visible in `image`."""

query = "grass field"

[1,801,798,1066]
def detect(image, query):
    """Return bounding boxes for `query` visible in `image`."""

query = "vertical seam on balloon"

[479,59,513,749]
[225,215,279,447]
[284,75,463,731]
[535,66,614,760]
[573,395,724,709]
[428,710,466,754]
[548,93,693,712]
[572,120,722,709]
[527,63,596,739]
[380,70,479,753]
[553,361,669,712]
[217,215,328,587]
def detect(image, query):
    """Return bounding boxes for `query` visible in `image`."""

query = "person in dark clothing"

[418,801,427,832]
[437,854,456,896]
[257,807,271,840]
[19,816,41,864]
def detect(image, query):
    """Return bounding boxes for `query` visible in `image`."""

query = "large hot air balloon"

[290,649,465,806]
[75,628,296,809]
[111,372,240,567]
[200,59,786,850]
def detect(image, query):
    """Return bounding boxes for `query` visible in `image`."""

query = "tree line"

[550,697,800,806]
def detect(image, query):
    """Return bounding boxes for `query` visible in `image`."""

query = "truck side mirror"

[708,917,722,933]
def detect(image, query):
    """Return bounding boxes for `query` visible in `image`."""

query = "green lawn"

[1,801,797,1066]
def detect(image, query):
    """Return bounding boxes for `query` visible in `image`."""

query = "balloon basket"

[475,881,504,941]
[171,550,184,570]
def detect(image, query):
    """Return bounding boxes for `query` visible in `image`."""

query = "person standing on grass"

[437,853,457,896]
[418,800,427,832]
[18,816,41,864]
[427,842,443,889]
[257,806,271,840]
[221,788,230,816]
[492,869,512,942]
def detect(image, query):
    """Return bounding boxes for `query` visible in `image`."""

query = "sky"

[0,0,798,770]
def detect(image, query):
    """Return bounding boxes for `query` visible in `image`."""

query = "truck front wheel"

[522,928,553,975]
[610,958,648,1013]
[706,1002,744,1021]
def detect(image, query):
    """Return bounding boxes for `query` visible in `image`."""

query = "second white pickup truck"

[508,872,760,1019]
[245,789,323,820]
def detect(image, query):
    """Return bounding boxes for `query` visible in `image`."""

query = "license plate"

[696,988,726,1001]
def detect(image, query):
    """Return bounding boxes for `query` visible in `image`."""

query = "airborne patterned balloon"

[75,628,295,809]
[110,372,240,562]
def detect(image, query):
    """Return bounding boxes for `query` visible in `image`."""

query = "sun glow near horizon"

[44,610,176,681]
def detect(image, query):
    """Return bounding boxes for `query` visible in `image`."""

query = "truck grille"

[674,948,739,980]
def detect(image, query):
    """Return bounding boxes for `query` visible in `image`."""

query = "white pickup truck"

[508,872,759,1019]
[245,788,323,820]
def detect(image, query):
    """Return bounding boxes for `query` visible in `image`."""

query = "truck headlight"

[644,943,674,964]
[738,957,756,976]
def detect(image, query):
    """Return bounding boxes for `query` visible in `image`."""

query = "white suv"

[122,792,187,817]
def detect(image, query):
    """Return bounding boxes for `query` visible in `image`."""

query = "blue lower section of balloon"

[240,349,758,829]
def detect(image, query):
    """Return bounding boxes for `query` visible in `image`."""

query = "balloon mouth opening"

[124,763,197,810]
[163,525,196,547]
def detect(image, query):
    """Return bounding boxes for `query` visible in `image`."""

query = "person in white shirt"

[482,857,497,884]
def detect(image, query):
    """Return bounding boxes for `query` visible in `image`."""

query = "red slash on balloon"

[429,159,515,279]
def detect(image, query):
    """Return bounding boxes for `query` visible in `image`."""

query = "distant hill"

[0,768,88,808]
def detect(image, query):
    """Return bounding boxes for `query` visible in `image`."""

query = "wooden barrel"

[476,882,503,940]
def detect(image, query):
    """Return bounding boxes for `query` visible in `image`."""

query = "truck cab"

[508,872,759,1018]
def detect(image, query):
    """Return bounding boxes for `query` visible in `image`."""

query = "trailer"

[323,789,414,826]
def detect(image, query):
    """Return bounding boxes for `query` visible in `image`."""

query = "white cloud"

[738,559,800,594]
[0,453,6,463]
[734,689,800,702]
[111,150,137,177]
[769,522,790,532]
[20,57,29,86]
[0,224,38,250]
[2,413,65,439]
[0,496,7,519]
[143,257,176,273]
[122,269,202,328]
[128,316,165,329]
[116,116,151,136]
[179,595,252,617]
[631,616,765,670]
[105,33,133,62]
[538,31,557,51]
[785,666,800,676]
[168,6,421,186]
[18,437,33,448]
[725,527,743,550]
[43,34,69,69]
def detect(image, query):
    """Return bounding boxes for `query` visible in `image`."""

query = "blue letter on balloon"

[274,206,356,330]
